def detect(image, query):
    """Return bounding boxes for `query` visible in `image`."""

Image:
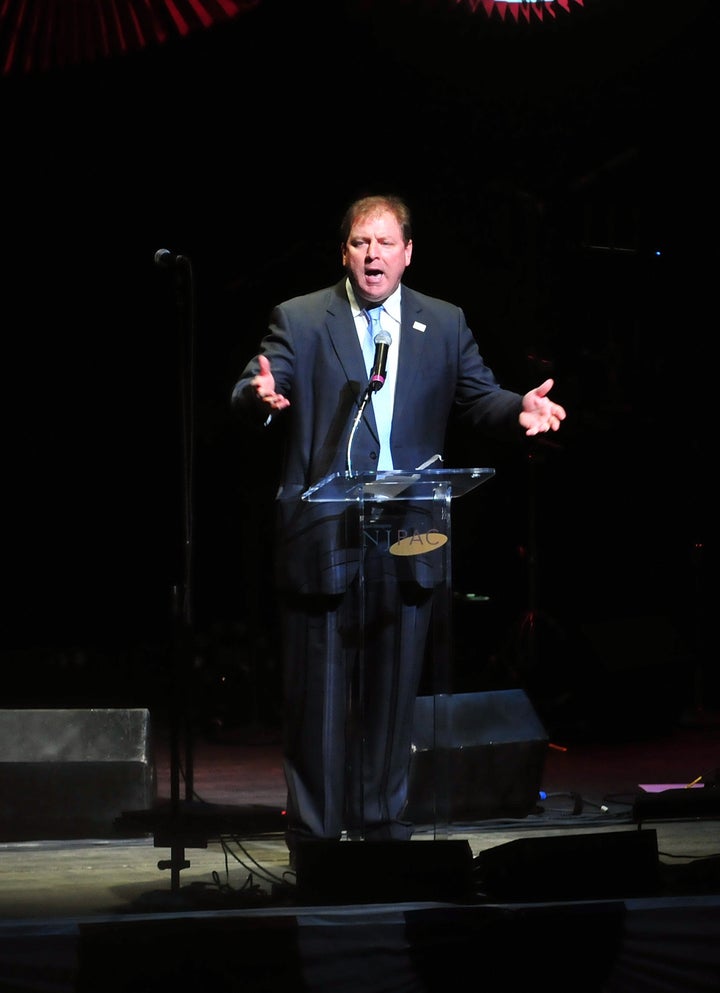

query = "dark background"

[2,0,715,740]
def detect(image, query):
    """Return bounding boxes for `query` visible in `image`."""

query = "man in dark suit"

[231,193,566,859]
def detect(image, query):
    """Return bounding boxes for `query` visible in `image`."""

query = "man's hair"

[340,194,412,245]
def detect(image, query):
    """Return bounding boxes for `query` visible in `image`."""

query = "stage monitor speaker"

[406,689,548,823]
[0,708,156,841]
[295,839,474,904]
[473,829,660,901]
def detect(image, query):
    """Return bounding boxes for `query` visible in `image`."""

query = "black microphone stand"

[119,250,199,892]
[160,251,197,889]
[117,252,287,902]
[115,251,213,895]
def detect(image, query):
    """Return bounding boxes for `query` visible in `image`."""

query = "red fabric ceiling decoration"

[0,0,585,77]
[0,0,260,76]
[461,0,583,20]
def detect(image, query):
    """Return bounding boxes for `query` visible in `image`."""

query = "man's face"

[342,209,413,306]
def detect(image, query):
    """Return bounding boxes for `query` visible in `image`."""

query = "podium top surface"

[301,468,495,503]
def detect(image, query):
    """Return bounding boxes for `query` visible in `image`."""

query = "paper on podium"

[362,474,420,500]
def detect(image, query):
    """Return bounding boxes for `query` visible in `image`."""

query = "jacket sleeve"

[230,302,297,428]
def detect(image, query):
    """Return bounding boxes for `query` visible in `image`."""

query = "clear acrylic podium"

[302,467,495,839]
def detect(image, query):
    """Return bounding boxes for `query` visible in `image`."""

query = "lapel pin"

[412,321,426,332]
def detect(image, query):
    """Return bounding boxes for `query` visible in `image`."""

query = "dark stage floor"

[1,699,720,991]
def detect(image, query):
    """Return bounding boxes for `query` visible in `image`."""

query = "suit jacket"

[232,279,524,595]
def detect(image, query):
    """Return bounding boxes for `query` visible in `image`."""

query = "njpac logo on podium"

[363,526,448,557]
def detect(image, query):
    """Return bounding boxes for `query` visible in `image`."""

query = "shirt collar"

[346,278,402,324]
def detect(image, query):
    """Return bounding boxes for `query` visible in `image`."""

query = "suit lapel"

[326,281,366,381]
[325,281,379,439]
[393,288,426,423]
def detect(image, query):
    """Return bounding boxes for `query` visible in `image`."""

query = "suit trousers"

[280,559,433,849]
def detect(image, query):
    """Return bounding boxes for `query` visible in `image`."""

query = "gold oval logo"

[389,532,449,556]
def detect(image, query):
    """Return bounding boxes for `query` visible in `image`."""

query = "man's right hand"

[252,355,290,411]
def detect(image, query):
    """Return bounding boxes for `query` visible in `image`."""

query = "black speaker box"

[295,839,474,904]
[406,690,548,823]
[474,829,660,902]
[0,708,156,841]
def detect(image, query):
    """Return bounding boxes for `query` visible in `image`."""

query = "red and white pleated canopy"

[0,0,584,76]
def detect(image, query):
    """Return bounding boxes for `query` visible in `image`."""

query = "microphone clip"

[154,248,191,270]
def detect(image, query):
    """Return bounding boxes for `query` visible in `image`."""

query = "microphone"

[368,329,392,392]
[154,248,190,269]
[346,327,393,474]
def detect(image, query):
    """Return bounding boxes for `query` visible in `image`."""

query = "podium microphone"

[368,329,392,393]
[346,329,393,474]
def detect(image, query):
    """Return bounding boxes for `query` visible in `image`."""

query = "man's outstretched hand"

[252,355,290,412]
[519,378,566,436]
